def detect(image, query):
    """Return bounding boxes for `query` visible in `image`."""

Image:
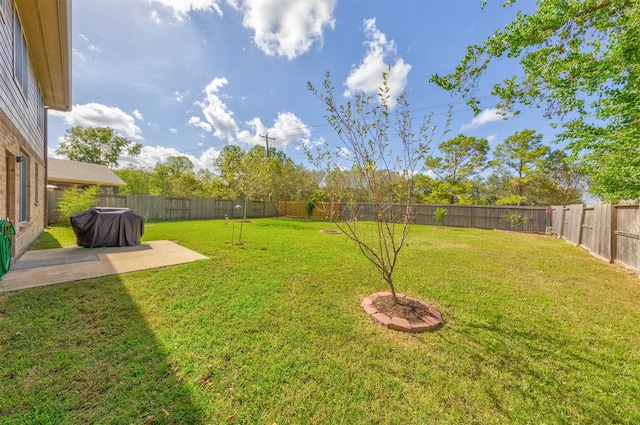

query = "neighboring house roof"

[16,0,71,111]
[48,158,126,187]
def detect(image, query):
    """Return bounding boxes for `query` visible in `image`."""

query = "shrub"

[304,199,316,219]
[500,211,528,228]
[56,185,100,226]
[434,208,447,225]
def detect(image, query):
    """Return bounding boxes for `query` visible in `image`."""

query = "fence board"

[585,203,611,261]
[562,205,583,245]
[553,202,640,274]
[551,206,564,235]
[47,192,277,224]
[615,205,640,272]
[278,202,551,233]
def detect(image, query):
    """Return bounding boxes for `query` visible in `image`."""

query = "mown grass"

[2,218,639,424]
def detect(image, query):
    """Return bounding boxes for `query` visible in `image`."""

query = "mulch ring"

[361,292,442,333]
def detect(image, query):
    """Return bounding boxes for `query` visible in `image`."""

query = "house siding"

[0,1,46,259]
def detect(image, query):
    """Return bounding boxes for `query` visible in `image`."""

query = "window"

[0,0,8,24]
[19,154,29,223]
[37,91,44,131]
[14,10,28,98]
[34,162,39,205]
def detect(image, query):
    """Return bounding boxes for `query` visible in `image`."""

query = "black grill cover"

[71,207,144,248]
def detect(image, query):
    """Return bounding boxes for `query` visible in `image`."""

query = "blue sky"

[48,0,553,172]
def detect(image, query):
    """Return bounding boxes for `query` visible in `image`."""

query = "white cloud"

[150,0,223,21]
[239,0,336,59]
[132,110,144,121]
[237,113,311,150]
[261,112,311,149]
[272,112,311,147]
[486,134,497,144]
[73,34,101,61]
[188,116,213,132]
[118,145,221,172]
[198,147,222,170]
[461,109,507,130]
[343,18,411,107]
[297,137,326,151]
[170,128,178,134]
[193,78,311,151]
[196,77,239,141]
[49,103,143,140]
[78,34,101,53]
[175,91,184,103]
[150,10,162,24]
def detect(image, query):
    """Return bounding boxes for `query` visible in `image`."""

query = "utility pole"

[259,132,276,158]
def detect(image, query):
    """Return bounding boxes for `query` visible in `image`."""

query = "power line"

[259,132,277,157]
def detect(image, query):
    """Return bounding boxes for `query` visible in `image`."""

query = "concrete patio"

[0,240,208,293]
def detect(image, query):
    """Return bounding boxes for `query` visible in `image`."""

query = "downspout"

[44,107,49,228]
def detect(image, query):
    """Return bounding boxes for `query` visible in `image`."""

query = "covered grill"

[71,207,144,248]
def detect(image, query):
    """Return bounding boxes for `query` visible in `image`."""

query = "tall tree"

[149,156,200,197]
[307,71,442,304]
[213,145,245,198]
[474,173,514,205]
[424,134,489,203]
[528,150,588,205]
[56,126,142,169]
[491,129,549,200]
[114,167,152,194]
[239,146,273,202]
[431,0,640,201]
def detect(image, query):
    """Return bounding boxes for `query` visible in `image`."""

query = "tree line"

[56,125,586,207]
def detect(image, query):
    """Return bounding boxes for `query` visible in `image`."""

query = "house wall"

[0,1,46,259]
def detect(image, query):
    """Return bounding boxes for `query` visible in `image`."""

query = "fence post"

[577,205,585,246]
[610,204,617,264]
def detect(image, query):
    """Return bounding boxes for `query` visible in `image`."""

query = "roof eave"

[48,177,126,187]
[16,0,71,112]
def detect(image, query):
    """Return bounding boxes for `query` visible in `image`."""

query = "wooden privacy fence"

[47,192,277,223]
[552,202,640,274]
[278,201,551,232]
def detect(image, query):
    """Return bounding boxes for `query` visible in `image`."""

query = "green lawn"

[2,218,639,424]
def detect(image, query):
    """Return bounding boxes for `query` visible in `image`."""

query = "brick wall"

[0,109,45,260]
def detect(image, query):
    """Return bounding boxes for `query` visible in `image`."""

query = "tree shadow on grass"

[28,230,64,250]
[0,275,204,424]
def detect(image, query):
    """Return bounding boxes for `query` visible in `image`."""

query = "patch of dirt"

[320,229,342,234]
[372,295,431,324]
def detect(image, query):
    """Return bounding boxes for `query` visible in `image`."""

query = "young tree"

[430,0,640,201]
[424,134,489,204]
[56,185,101,226]
[307,71,442,303]
[491,129,549,200]
[56,126,142,169]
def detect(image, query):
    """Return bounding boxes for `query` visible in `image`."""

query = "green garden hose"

[0,219,16,279]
